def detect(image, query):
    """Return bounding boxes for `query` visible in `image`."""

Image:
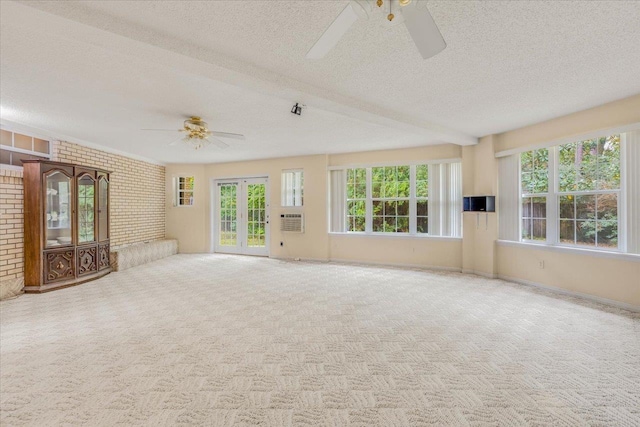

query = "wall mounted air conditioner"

[280,213,304,233]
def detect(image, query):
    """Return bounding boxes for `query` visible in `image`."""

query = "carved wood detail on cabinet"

[44,249,75,284]
[23,160,112,293]
[98,243,110,271]
[77,246,98,276]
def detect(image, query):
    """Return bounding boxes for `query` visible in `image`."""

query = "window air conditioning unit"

[280,213,304,233]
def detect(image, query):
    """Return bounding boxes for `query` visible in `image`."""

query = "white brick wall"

[0,141,166,290]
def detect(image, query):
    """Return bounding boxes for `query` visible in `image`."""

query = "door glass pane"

[247,183,266,247]
[219,184,237,246]
[78,175,95,243]
[98,178,109,241]
[45,171,72,247]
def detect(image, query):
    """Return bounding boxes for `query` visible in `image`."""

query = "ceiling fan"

[142,116,245,150]
[306,0,446,60]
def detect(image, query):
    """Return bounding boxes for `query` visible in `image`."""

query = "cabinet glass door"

[98,177,108,241]
[78,175,96,243]
[45,171,72,247]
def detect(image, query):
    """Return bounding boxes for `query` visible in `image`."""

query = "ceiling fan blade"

[141,129,183,132]
[306,2,364,59]
[206,137,229,149]
[207,130,245,140]
[402,3,446,60]
[168,136,184,146]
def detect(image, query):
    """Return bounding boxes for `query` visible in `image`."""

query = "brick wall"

[52,141,165,247]
[0,169,24,296]
[0,141,165,298]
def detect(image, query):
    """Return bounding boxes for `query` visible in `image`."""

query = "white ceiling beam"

[11,1,477,146]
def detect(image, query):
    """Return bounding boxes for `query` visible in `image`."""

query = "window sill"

[329,232,462,242]
[497,240,640,262]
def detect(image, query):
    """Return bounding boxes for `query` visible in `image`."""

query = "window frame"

[333,159,462,238]
[174,175,195,207]
[0,127,51,170]
[370,165,411,233]
[519,148,552,243]
[518,135,624,252]
[346,167,367,232]
[281,169,304,207]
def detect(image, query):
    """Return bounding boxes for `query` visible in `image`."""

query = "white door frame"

[211,176,270,256]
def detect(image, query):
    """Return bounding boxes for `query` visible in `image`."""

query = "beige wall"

[329,234,461,270]
[166,155,331,260]
[329,144,461,166]
[165,164,207,253]
[497,243,640,308]
[495,94,640,153]
[462,136,498,278]
[164,97,640,309]
[0,140,166,299]
[165,145,465,269]
[492,94,640,308]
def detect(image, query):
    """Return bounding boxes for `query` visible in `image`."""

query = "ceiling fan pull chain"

[388,0,394,21]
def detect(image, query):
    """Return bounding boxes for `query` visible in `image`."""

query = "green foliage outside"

[219,183,266,247]
[346,165,429,233]
[520,135,620,247]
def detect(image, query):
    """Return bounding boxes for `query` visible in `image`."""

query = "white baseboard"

[270,256,329,263]
[326,258,462,273]
[462,269,498,279]
[498,274,639,313]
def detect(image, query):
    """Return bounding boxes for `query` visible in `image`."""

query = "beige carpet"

[1,254,639,426]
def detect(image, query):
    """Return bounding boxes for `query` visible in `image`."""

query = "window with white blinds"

[281,169,303,207]
[329,162,462,237]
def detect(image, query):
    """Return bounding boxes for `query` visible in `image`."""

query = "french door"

[214,177,269,256]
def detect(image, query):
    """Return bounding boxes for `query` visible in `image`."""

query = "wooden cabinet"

[23,160,111,292]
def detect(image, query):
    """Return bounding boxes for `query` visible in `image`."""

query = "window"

[331,162,461,237]
[346,168,366,232]
[371,166,410,232]
[519,134,622,250]
[557,136,620,248]
[174,176,194,206]
[520,148,548,241]
[0,128,50,168]
[281,170,303,207]
[415,164,429,234]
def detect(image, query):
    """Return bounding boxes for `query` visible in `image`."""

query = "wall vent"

[280,213,304,233]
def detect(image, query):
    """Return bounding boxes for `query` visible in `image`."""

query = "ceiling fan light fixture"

[181,134,210,150]
[398,0,412,6]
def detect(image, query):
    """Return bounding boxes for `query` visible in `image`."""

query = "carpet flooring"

[1,254,639,426]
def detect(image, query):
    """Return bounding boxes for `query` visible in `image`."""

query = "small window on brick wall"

[0,128,51,168]
[174,176,195,206]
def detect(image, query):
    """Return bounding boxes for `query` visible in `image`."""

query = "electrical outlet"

[538,260,545,269]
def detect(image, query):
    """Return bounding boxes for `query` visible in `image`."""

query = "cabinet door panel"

[77,173,97,244]
[77,246,98,276]
[44,249,75,284]
[44,169,73,248]
[98,243,110,271]
[97,175,109,242]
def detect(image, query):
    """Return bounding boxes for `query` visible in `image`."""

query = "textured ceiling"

[2,1,640,164]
